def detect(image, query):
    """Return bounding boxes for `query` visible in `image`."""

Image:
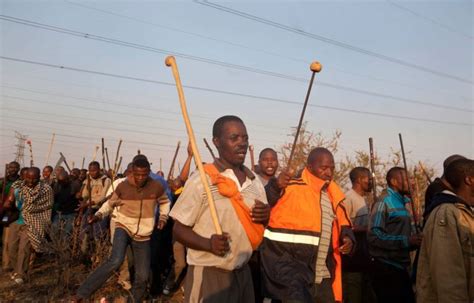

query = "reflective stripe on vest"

[264,229,320,246]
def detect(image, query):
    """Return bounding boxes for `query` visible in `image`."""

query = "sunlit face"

[89,165,100,179]
[359,173,371,193]
[213,121,249,168]
[79,169,87,182]
[308,153,335,181]
[258,150,278,178]
[133,166,150,188]
[25,170,40,188]
[7,163,20,177]
[42,167,53,179]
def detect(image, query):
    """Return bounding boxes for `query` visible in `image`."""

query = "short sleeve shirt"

[344,189,369,228]
[170,168,267,271]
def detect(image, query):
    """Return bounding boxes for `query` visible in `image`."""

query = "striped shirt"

[315,190,334,283]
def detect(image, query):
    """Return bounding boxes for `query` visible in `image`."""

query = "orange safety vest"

[267,168,351,302]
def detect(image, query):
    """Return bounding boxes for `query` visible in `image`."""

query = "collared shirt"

[170,166,267,271]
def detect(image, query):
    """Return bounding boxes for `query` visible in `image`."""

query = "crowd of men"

[0,115,472,303]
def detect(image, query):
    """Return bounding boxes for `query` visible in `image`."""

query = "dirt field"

[0,254,184,303]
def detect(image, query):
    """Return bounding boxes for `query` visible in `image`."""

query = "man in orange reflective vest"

[261,147,355,303]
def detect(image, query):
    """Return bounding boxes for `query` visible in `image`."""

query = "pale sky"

[1,0,472,176]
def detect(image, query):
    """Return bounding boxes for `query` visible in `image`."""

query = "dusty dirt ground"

[0,254,184,303]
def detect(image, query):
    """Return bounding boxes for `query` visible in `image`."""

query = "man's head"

[42,165,53,180]
[258,148,278,178]
[349,167,371,193]
[79,169,88,182]
[25,167,41,188]
[88,161,101,179]
[19,167,28,180]
[386,167,409,195]
[443,154,466,176]
[55,166,65,177]
[307,147,335,182]
[124,163,134,177]
[212,115,248,168]
[132,158,151,188]
[70,168,80,180]
[445,158,474,203]
[7,161,20,177]
[57,170,70,185]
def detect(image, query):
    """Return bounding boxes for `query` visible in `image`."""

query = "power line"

[1,56,471,127]
[1,101,189,139]
[0,15,471,112]
[1,85,286,133]
[0,126,177,149]
[195,0,473,85]
[387,0,473,40]
[1,103,282,144]
[66,0,472,101]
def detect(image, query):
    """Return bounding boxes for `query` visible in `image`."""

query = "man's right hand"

[88,214,102,224]
[276,169,294,190]
[409,234,423,247]
[208,233,230,257]
[75,201,90,212]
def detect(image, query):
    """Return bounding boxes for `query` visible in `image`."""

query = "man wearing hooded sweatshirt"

[416,158,474,303]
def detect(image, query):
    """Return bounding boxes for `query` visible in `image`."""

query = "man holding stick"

[342,167,375,303]
[79,161,111,254]
[260,147,354,303]
[367,167,422,303]
[170,115,270,303]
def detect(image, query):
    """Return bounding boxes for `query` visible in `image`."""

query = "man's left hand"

[156,220,166,230]
[251,200,270,224]
[339,236,353,254]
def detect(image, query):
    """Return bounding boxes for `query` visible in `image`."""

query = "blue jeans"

[77,227,151,302]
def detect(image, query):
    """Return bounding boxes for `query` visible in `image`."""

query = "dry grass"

[0,220,184,302]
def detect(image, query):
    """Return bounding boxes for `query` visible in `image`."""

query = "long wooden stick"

[166,56,222,235]
[287,61,322,169]
[54,154,65,171]
[45,133,55,166]
[101,138,106,172]
[81,157,85,169]
[168,141,181,181]
[249,145,255,171]
[105,147,111,172]
[399,133,420,232]
[203,138,216,160]
[418,161,432,185]
[413,167,422,224]
[1,164,7,201]
[59,152,72,173]
[368,137,377,204]
[112,139,123,175]
[117,156,123,174]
